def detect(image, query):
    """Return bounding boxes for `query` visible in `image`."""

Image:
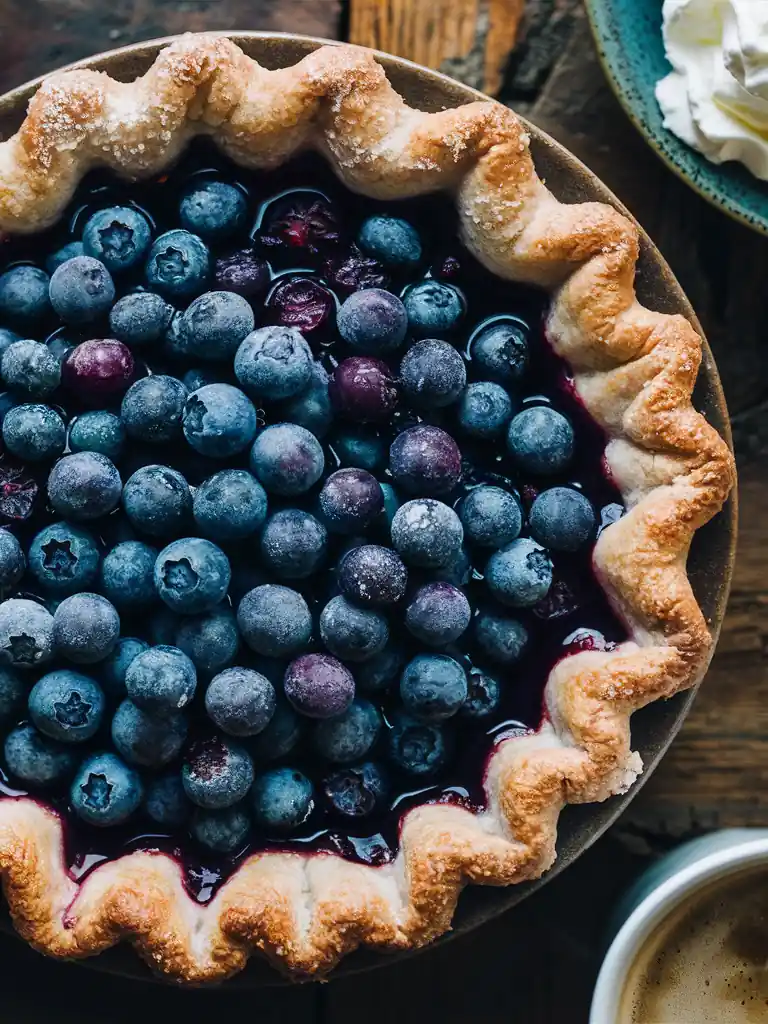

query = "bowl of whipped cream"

[586,0,768,234]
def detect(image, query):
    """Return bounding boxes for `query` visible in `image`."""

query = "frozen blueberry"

[474,609,528,665]
[251,766,314,834]
[391,498,463,569]
[109,292,173,347]
[145,771,191,828]
[2,404,64,463]
[470,319,529,384]
[400,339,466,408]
[234,326,313,401]
[1,340,60,398]
[319,468,383,533]
[4,723,76,786]
[284,653,355,719]
[82,207,152,273]
[249,423,324,496]
[62,339,135,403]
[0,530,23,591]
[180,180,247,241]
[174,605,240,675]
[121,375,187,444]
[69,410,125,461]
[403,280,464,338]
[49,256,115,324]
[458,381,515,438]
[191,805,251,852]
[0,266,51,327]
[70,751,143,826]
[332,429,385,472]
[182,383,257,458]
[125,644,197,713]
[529,486,597,552]
[459,486,522,549]
[46,241,85,274]
[405,583,470,647]
[205,666,276,737]
[249,698,302,761]
[214,248,270,298]
[400,653,467,721]
[358,215,422,269]
[323,761,388,818]
[507,407,574,475]
[237,584,312,658]
[28,522,100,595]
[111,699,187,767]
[0,666,24,720]
[387,712,449,776]
[337,288,408,354]
[179,291,255,361]
[193,469,267,542]
[278,360,332,439]
[260,508,327,579]
[100,637,149,700]
[122,465,192,537]
[53,593,119,664]
[154,537,230,614]
[29,669,105,743]
[313,698,381,764]
[389,425,462,496]
[485,538,553,608]
[319,595,388,663]
[145,229,210,300]
[0,599,54,669]
[337,544,407,607]
[461,670,502,720]
[183,736,254,810]
[48,452,121,522]
[356,644,403,694]
[329,357,398,423]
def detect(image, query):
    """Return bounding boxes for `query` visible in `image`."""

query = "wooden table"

[0,2,761,1020]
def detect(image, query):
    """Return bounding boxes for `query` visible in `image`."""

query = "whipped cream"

[657,0,768,179]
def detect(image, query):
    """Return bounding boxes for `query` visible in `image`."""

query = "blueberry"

[319,596,388,663]
[4,723,76,786]
[458,381,515,438]
[237,584,311,658]
[356,644,403,694]
[391,498,463,568]
[29,669,105,742]
[100,637,149,700]
[251,766,314,834]
[125,644,196,712]
[191,805,251,852]
[121,375,187,444]
[122,465,192,538]
[111,698,187,767]
[313,698,381,764]
[284,653,355,719]
[0,666,24,720]
[234,326,313,400]
[49,256,115,324]
[332,429,385,471]
[182,383,257,458]
[48,452,122,522]
[145,229,210,300]
[46,241,85,275]
[387,712,449,776]
[53,593,119,664]
[0,599,54,669]
[337,544,407,607]
[249,698,302,761]
[183,737,254,809]
[529,486,596,552]
[1,340,59,400]
[109,292,173,347]
[400,339,466,408]
[260,508,327,579]
[174,606,240,675]
[337,288,407,354]
[3,405,65,465]
[214,248,270,298]
[29,522,100,595]
[70,751,143,826]
[154,537,230,614]
[277,360,332,439]
[180,181,247,241]
[405,583,470,647]
[249,423,324,496]
[82,206,152,273]
[0,266,51,327]
[474,609,528,664]
[357,215,422,269]
[69,410,125,461]
[323,761,388,818]
[193,469,268,542]
[470,319,529,384]
[319,468,383,533]
[266,277,335,337]
[323,245,390,293]
[389,425,462,496]
[62,339,135,403]
[506,407,574,475]
[460,670,502,720]
[459,486,522,548]
[180,291,255,361]
[145,771,191,828]
[205,666,276,737]
[403,280,464,338]
[329,357,398,423]
[485,538,553,607]
[400,653,467,721]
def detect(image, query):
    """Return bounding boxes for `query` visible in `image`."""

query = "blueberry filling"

[0,145,628,901]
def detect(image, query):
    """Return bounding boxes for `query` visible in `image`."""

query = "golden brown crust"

[0,34,735,981]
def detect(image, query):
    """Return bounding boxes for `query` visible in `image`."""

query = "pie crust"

[0,34,735,982]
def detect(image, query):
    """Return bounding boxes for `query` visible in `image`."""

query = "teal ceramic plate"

[585,0,768,235]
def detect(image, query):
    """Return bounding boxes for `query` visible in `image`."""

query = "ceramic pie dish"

[0,33,735,984]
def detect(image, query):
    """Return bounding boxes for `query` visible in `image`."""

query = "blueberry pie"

[0,35,734,981]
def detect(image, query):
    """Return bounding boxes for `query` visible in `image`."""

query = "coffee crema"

[621,867,768,1023]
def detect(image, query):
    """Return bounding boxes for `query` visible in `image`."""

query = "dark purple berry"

[214,248,270,298]
[337,544,407,607]
[63,340,135,402]
[284,653,355,719]
[323,761,388,818]
[260,193,339,259]
[265,277,335,337]
[330,357,398,423]
[322,246,390,293]
[319,468,383,533]
[389,425,462,496]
